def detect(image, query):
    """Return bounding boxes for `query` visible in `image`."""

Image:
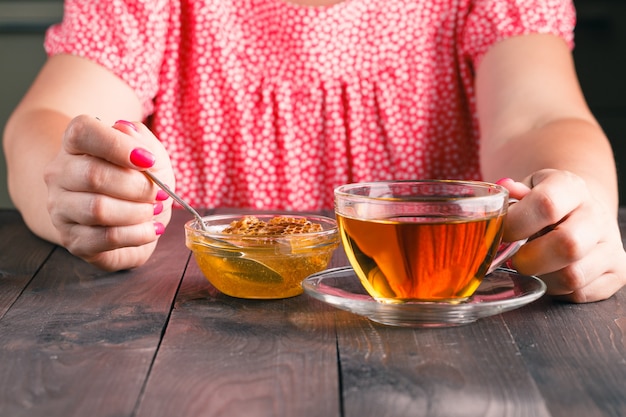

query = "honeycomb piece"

[222,216,265,235]
[223,216,322,236]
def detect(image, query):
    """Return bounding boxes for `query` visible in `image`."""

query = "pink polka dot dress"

[45,0,575,210]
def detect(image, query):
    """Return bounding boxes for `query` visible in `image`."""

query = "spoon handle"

[143,171,207,231]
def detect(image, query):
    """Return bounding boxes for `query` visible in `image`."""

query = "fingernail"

[154,222,165,236]
[156,190,169,201]
[115,119,138,132]
[496,178,513,185]
[153,202,164,215]
[130,148,155,168]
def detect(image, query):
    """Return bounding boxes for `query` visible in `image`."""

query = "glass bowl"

[185,214,340,299]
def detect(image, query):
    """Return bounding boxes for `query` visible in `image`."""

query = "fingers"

[46,152,156,204]
[81,240,161,272]
[510,202,601,275]
[48,186,170,270]
[49,188,159,227]
[500,170,588,243]
[63,115,162,171]
[498,169,626,303]
[496,177,531,200]
[539,242,626,303]
[54,116,174,201]
[111,118,177,194]
[61,220,162,256]
[43,114,175,270]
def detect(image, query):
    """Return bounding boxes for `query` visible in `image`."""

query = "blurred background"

[1,0,625,208]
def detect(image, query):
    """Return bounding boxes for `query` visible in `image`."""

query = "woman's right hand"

[44,115,175,271]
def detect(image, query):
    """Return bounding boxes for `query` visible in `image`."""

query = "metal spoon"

[143,171,283,283]
[143,171,207,231]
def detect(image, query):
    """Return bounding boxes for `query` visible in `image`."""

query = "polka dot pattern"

[45,0,575,210]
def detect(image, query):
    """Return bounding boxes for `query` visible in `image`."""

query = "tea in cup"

[334,180,524,303]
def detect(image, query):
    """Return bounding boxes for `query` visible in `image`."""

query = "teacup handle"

[486,238,526,275]
[486,198,526,275]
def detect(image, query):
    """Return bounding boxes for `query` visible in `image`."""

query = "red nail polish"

[130,148,155,168]
[153,202,164,215]
[496,178,513,185]
[115,120,138,132]
[154,222,165,236]
[156,190,169,201]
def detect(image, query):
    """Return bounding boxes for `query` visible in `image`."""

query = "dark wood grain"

[0,210,55,319]
[503,296,626,417]
[136,210,342,417]
[336,313,552,417]
[0,208,624,417]
[136,260,341,417]
[0,212,190,417]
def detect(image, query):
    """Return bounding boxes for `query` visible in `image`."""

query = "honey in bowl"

[185,214,339,299]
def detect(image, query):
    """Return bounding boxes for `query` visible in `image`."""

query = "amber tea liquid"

[337,213,505,302]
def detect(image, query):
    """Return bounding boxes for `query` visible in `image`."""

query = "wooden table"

[1,207,625,417]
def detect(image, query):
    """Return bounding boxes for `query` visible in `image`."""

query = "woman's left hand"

[498,170,626,303]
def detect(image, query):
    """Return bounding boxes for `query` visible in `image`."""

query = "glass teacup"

[334,180,525,303]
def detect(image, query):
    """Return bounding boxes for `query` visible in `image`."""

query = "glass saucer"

[302,267,546,327]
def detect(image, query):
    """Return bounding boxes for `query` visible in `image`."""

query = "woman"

[3,0,625,302]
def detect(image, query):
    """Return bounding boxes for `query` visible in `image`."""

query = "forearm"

[3,108,70,244]
[3,54,145,246]
[480,117,619,215]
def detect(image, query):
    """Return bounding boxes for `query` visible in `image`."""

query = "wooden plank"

[0,207,623,417]
[335,208,626,417]
[136,245,342,417]
[0,209,55,319]
[503,294,626,417]
[499,208,626,417]
[330,207,552,417]
[336,309,550,417]
[0,210,191,417]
